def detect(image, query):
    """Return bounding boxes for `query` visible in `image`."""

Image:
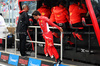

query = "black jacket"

[16,11,30,34]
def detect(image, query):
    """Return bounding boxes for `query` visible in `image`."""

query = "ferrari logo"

[41,20,42,23]
[57,15,60,17]
[53,7,55,9]
[48,42,52,46]
[47,40,51,46]
[70,13,72,16]
[42,12,45,15]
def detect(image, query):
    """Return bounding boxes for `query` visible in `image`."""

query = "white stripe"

[46,23,50,32]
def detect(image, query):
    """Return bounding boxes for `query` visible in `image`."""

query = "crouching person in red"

[32,11,63,65]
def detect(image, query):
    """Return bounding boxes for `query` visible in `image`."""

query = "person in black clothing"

[16,5,30,56]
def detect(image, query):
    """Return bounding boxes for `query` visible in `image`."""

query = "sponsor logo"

[8,54,19,66]
[81,49,93,53]
[42,12,45,15]
[41,64,49,66]
[28,58,41,66]
[1,55,8,61]
[57,15,60,17]
[70,13,72,16]
[10,57,17,62]
[19,59,28,65]
[29,61,39,66]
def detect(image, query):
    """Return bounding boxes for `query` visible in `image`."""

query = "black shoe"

[22,54,30,56]
[56,60,62,66]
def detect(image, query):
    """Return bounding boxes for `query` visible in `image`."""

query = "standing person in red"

[32,11,63,65]
[69,0,87,40]
[37,1,51,18]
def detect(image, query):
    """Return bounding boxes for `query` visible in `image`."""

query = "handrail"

[15,26,63,61]
[28,26,57,29]
[15,39,61,46]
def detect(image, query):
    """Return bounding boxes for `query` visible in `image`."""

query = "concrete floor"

[0,62,14,66]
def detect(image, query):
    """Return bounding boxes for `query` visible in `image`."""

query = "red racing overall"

[37,16,61,60]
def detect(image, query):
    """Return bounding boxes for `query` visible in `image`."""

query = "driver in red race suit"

[32,11,63,65]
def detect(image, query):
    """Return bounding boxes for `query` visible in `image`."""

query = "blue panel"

[0,52,1,57]
[8,54,19,66]
[28,58,41,66]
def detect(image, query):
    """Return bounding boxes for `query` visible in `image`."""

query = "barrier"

[0,52,70,66]
[0,26,8,52]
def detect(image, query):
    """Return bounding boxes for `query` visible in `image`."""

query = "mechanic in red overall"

[50,1,74,46]
[69,0,87,40]
[37,2,51,18]
[32,11,63,65]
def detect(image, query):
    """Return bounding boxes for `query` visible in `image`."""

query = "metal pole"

[12,0,14,26]
[60,32,63,61]
[9,0,10,26]
[15,28,17,54]
[89,27,91,54]
[35,27,37,58]
[5,32,7,52]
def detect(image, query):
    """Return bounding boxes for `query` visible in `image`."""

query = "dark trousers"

[72,22,83,33]
[57,22,69,35]
[19,34,26,56]
[57,22,71,43]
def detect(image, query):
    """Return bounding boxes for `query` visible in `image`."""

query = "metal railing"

[15,26,63,61]
[0,27,8,52]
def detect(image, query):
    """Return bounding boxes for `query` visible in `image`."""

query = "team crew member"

[69,0,87,40]
[16,5,30,56]
[50,1,69,24]
[37,2,51,18]
[50,1,74,46]
[32,11,63,65]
